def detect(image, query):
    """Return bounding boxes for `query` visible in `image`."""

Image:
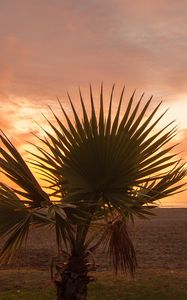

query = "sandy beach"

[0,208,186,271]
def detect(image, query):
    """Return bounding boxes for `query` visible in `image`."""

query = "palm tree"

[0,85,186,300]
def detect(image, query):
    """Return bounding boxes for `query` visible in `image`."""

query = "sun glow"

[162,96,187,130]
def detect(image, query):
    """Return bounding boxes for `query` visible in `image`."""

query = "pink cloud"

[0,0,186,100]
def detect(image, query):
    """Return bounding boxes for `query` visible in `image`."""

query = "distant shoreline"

[157,206,187,209]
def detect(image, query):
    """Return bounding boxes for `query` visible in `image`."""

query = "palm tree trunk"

[54,254,90,300]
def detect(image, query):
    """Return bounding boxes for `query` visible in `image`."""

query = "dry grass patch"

[0,268,187,299]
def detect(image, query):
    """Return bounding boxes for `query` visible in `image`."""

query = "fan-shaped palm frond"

[29,86,186,215]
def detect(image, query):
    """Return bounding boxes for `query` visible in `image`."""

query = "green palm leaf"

[24,88,185,221]
[0,183,76,263]
[0,132,50,208]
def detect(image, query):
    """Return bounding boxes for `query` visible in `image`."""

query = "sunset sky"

[0,0,187,207]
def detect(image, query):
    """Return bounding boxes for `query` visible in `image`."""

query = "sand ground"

[0,208,186,270]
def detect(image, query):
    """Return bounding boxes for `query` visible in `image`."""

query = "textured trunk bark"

[54,254,90,300]
[55,272,88,300]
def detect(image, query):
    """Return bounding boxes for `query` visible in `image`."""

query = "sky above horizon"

[0,0,187,207]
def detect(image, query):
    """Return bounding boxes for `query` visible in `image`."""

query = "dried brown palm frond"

[97,217,137,276]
